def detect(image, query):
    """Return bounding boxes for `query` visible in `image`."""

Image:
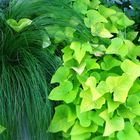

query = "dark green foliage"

[0,0,72,139]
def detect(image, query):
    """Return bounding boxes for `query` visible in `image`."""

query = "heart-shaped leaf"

[7,18,32,32]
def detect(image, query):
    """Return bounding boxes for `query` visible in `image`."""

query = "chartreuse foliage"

[49,0,140,139]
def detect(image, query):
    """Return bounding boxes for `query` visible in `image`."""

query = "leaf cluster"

[49,0,140,139]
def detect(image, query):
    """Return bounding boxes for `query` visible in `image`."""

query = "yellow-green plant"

[49,0,140,139]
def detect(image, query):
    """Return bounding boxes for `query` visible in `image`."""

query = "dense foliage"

[1,0,140,140]
[49,0,140,139]
[0,0,75,139]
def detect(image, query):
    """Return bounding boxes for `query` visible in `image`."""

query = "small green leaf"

[107,94,120,113]
[80,89,105,112]
[49,81,74,103]
[0,125,6,134]
[73,0,90,14]
[43,35,51,48]
[105,21,119,33]
[91,23,113,38]
[72,63,86,75]
[116,13,135,28]
[106,74,134,103]
[101,55,122,70]
[76,106,92,127]
[89,0,100,9]
[117,105,136,119]
[70,42,92,63]
[84,10,108,28]
[98,5,116,18]
[49,104,76,133]
[51,66,69,83]
[121,59,140,79]
[106,37,128,57]
[88,111,104,126]
[85,58,100,71]
[70,121,98,135]
[100,110,124,136]
[117,122,140,140]
[126,31,138,41]
[62,46,73,63]
[127,95,140,116]
[7,18,32,32]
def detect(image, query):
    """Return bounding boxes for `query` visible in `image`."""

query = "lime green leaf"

[106,74,134,103]
[80,89,105,112]
[0,125,6,134]
[127,95,140,116]
[98,5,116,18]
[100,110,124,136]
[73,0,90,14]
[70,42,92,63]
[76,106,91,127]
[83,77,108,102]
[126,31,138,41]
[106,37,128,57]
[51,67,69,83]
[97,81,109,95]
[117,105,136,119]
[49,104,76,133]
[77,72,89,85]
[70,121,98,135]
[62,46,73,63]
[91,23,113,38]
[49,81,73,103]
[116,13,135,28]
[85,77,104,101]
[65,27,75,39]
[101,55,122,70]
[93,44,106,57]
[127,45,140,60]
[85,58,100,71]
[90,72,101,82]
[89,0,100,9]
[105,22,119,33]
[85,76,97,89]
[107,94,120,113]
[117,122,140,140]
[121,59,140,79]
[7,18,32,32]
[72,63,86,75]
[84,10,108,28]
[88,111,104,126]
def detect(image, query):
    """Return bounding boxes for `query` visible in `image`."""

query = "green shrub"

[49,0,140,139]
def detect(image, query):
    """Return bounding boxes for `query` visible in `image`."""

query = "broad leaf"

[70,121,98,135]
[98,5,116,18]
[49,104,76,133]
[106,74,134,103]
[7,18,32,32]
[84,10,107,28]
[70,42,92,63]
[80,89,105,112]
[101,55,121,70]
[117,122,140,140]
[100,110,124,136]
[91,23,113,38]
[51,66,70,83]
[121,59,140,79]
[49,81,74,103]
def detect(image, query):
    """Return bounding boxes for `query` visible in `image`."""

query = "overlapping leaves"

[49,0,140,139]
